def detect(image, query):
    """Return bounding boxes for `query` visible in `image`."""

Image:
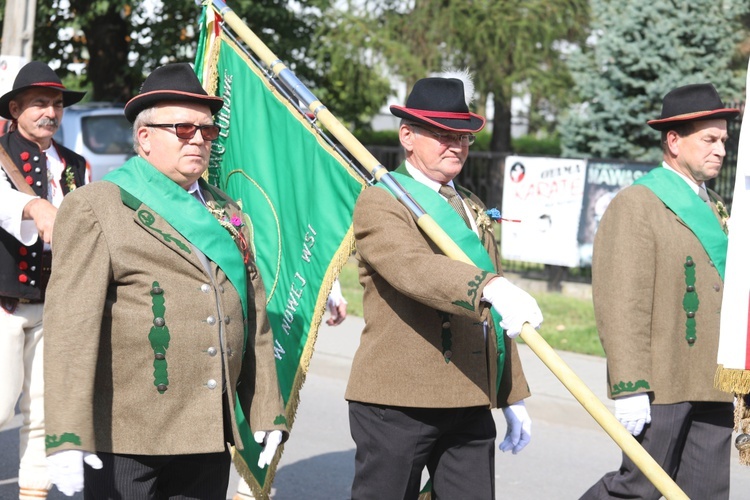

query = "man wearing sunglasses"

[346,73,543,499]
[41,63,288,498]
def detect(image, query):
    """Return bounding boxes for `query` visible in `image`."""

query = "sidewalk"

[252,315,750,499]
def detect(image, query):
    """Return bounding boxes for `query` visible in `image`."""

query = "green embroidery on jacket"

[683,256,699,346]
[45,432,81,450]
[439,312,453,364]
[148,281,170,394]
[273,414,287,425]
[453,270,490,311]
[611,380,651,396]
[138,209,191,254]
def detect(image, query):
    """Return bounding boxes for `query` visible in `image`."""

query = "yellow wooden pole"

[210,3,688,497]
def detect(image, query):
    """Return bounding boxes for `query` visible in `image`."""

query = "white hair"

[438,68,475,107]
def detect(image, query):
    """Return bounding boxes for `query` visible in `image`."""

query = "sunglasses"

[146,123,221,141]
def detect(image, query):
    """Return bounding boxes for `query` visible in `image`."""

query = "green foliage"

[512,135,562,156]
[559,0,749,162]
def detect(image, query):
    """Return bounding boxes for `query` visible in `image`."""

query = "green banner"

[196,8,365,497]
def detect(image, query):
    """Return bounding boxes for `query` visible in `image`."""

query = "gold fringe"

[734,395,750,466]
[715,365,750,394]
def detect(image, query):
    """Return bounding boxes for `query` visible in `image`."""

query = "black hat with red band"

[647,83,739,131]
[0,61,86,119]
[390,77,485,133]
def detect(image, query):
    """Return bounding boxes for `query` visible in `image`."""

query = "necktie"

[439,184,472,229]
[698,186,711,205]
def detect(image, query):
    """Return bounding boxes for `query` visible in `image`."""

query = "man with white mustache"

[0,61,90,500]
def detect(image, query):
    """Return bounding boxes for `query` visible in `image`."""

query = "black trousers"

[349,401,496,500]
[580,401,733,500]
[83,450,231,500]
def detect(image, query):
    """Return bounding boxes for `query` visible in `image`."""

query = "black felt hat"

[647,83,739,131]
[124,63,224,122]
[0,61,86,119]
[390,77,485,133]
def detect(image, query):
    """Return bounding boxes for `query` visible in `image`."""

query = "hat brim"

[124,90,224,122]
[0,85,86,119]
[647,108,740,131]
[391,105,485,133]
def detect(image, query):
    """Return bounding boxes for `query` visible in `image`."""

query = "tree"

[0,0,375,120]
[559,0,749,162]
[322,0,589,152]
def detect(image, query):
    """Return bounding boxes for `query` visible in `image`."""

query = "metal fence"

[365,107,743,286]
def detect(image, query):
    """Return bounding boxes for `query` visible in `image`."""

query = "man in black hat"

[0,60,89,500]
[41,62,287,498]
[581,83,738,499]
[345,72,543,499]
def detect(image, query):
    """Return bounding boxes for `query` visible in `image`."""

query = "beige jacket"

[43,180,287,456]
[593,183,732,404]
[345,184,530,409]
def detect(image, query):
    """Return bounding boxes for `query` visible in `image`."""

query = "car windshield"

[81,115,133,155]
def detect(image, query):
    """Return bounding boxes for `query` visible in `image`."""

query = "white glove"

[47,450,103,496]
[615,393,651,436]
[482,277,543,338]
[500,401,531,454]
[254,430,283,469]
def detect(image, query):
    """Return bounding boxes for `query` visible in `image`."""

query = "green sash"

[104,157,249,331]
[634,167,727,281]
[377,167,506,388]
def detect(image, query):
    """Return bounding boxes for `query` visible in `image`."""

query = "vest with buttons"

[0,130,87,300]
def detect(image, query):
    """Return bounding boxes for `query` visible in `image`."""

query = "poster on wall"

[501,156,587,267]
[577,160,656,266]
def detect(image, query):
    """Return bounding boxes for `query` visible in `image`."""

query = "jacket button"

[714,284,721,291]
[224,316,230,325]
[687,338,696,345]
[686,285,695,292]
[156,384,167,391]
[444,350,452,359]
[207,316,216,325]
[201,284,211,293]
[686,311,695,319]
[207,379,217,389]
[151,286,163,295]
[685,259,694,267]
[207,347,217,356]
[442,321,451,329]
[154,317,166,327]
[155,352,165,360]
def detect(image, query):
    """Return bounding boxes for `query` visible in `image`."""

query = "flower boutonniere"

[206,201,244,240]
[466,200,520,231]
[63,167,77,192]
[716,200,729,234]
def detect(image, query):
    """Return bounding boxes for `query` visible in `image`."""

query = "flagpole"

[207,2,687,497]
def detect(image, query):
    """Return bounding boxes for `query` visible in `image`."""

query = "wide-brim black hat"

[0,61,86,119]
[647,83,739,131]
[390,77,485,133]
[124,63,224,122]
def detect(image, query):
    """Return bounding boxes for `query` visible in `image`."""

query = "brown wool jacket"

[345,183,530,409]
[43,180,287,456]
[593,183,732,405]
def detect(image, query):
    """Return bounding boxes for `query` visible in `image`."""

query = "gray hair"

[132,107,157,154]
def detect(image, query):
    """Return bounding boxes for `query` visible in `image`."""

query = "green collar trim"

[634,167,727,280]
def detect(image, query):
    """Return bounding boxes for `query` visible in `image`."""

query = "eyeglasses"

[146,123,221,141]
[409,124,475,146]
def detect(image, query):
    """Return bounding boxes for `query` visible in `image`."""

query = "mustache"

[37,118,59,128]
